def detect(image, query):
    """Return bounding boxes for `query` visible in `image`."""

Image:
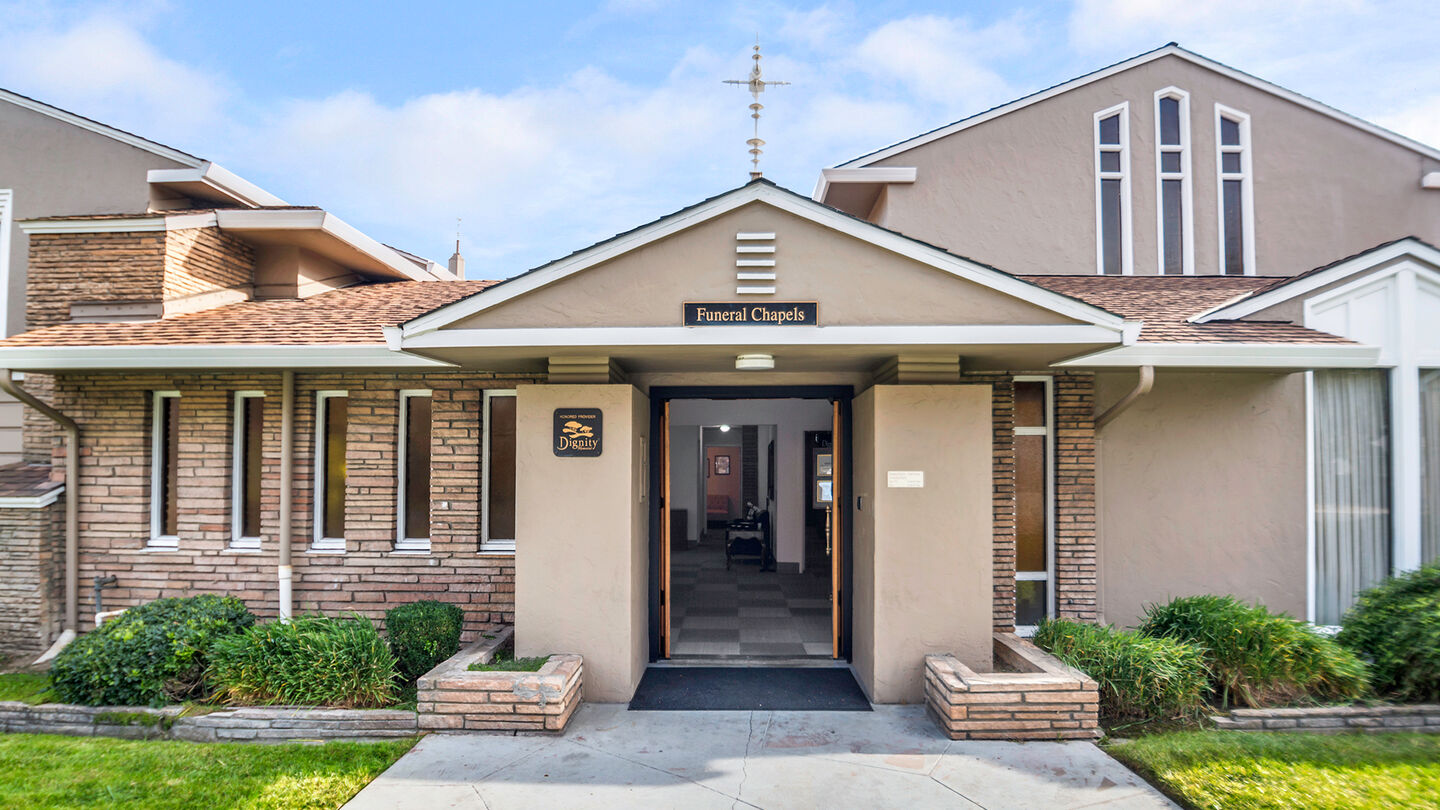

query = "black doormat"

[628,667,871,711]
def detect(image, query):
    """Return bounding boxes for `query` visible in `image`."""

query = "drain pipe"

[278,370,294,621]
[0,370,80,662]
[1095,365,1155,431]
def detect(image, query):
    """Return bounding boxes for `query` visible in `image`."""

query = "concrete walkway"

[346,704,1176,809]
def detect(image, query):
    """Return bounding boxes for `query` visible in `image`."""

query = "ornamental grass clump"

[208,615,398,708]
[1034,618,1208,724]
[1140,594,1368,708]
[385,600,465,683]
[1337,562,1440,702]
[51,595,255,707]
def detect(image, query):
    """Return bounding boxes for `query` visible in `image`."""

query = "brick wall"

[25,231,167,330]
[47,370,540,639]
[162,227,254,299]
[0,499,64,656]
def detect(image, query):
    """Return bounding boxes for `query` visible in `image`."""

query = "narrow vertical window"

[1422,368,1440,565]
[397,390,433,551]
[313,391,348,551]
[482,389,517,552]
[1216,105,1254,275]
[1094,104,1131,275]
[1155,89,1192,274]
[149,391,181,547]
[230,391,265,549]
[0,190,13,337]
[1013,377,1054,632]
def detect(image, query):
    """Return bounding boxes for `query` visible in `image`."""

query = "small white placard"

[887,470,924,488]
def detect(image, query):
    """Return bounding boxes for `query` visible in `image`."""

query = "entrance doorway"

[649,387,851,662]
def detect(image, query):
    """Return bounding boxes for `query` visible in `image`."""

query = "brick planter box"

[416,626,582,734]
[1213,704,1440,734]
[0,701,417,742]
[926,633,1100,740]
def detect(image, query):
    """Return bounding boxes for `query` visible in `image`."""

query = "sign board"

[683,302,817,326]
[553,408,602,457]
[887,470,924,488]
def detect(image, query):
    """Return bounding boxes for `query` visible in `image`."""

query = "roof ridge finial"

[723,38,789,180]
[448,217,465,280]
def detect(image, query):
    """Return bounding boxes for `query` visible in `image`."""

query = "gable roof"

[0,86,203,167]
[832,44,1440,170]
[1192,237,1440,323]
[398,178,1130,337]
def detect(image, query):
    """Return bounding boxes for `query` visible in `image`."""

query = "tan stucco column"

[851,384,994,703]
[514,384,650,702]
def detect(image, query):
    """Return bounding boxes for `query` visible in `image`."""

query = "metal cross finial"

[723,40,789,180]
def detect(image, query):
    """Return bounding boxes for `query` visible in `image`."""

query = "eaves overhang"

[1054,342,1381,369]
[0,345,456,371]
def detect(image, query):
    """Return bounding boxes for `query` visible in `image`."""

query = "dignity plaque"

[553,408,602,457]
[683,302,817,326]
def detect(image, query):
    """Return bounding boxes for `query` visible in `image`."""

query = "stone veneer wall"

[45,370,542,638]
[0,498,63,655]
[0,702,417,742]
[1213,705,1440,734]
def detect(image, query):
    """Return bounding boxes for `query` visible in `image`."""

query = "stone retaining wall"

[417,626,583,733]
[0,701,416,742]
[926,633,1100,741]
[1213,705,1440,734]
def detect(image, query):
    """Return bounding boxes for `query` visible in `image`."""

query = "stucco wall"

[514,384,649,702]
[1096,371,1308,628]
[871,53,1440,277]
[851,385,994,703]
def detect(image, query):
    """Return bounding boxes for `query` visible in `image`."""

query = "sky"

[1,0,1438,278]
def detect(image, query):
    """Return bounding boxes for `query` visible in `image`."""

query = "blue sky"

[2,0,1437,278]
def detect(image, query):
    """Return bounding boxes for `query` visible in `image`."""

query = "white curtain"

[1314,369,1392,625]
[1423,369,1440,565]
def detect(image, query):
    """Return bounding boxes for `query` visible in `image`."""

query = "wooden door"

[659,400,672,657]
[831,399,843,658]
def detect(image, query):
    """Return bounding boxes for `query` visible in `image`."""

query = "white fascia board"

[0,487,64,509]
[0,345,456,370]
[147,162,287,208]
[836,45,1440,169]
[401,184,1126,336]
[0,88,203,167]
[20,211,219,234]
[1193,239,1440,322]
[401,324,1123,350]
[811,167,917,201]
[213,209,429,281]
[1054,342,1382,368]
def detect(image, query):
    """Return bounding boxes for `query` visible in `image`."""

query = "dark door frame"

[647,385,854,662]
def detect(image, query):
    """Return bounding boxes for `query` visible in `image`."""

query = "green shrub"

[1338,562,1440,702]
[1140,594,1368,708]
[385,600,465,682]
[51,595,254,707]
[1034,618,1208,723]
[208,615,398,708]
[467,648,548,672]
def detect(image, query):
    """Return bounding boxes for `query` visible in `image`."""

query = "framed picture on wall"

[714,455,731,475]
[815,479,833,504]
[816,453,833,477]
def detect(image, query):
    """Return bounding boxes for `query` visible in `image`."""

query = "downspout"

[278,370,294,621]
[1094,365,1155,431]
[0,370,79,662]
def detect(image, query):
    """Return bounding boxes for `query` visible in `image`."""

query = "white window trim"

[1093,103,1133,276]
[395,389,433,553]
[1215,103,1256,276]
[0,190,13,337]
[1013,375,1055,636]
[1154,88,1195,275]
[481,389,518,554]
[312,390,348,553]
[230,391,266,551]
[149,391,180,549]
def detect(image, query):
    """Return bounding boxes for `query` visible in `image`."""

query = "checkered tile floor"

[670,539,833,658]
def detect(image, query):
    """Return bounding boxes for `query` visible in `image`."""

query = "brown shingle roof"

[0,281,499,347]
[1027,275,1354,343]
[0,463,62,498]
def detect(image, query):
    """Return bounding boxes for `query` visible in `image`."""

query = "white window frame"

[1013,375,1056,636]
[229,391,266,551]
[1215,103,1256,276]
[148,390,181,549]
[1093,103,1133,276]
[0,189,13,337]
[395,389,433,553]
[1154,88,1194,275]
[481,388,518,554]
[312,390,348,553]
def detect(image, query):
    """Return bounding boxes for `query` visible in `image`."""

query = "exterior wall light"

[736,353,775,370]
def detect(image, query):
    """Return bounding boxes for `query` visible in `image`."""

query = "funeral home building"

[0,44,1436,705]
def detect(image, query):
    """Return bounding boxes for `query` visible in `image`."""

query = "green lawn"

[0,672,54,704]
[1106,731,1440,810]
[0,733,415,809]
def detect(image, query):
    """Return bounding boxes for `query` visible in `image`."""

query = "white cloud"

[853,14,1029,108]
[1375,94,1440,150]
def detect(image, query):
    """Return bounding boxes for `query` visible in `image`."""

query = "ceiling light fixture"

[736,353,774,370]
